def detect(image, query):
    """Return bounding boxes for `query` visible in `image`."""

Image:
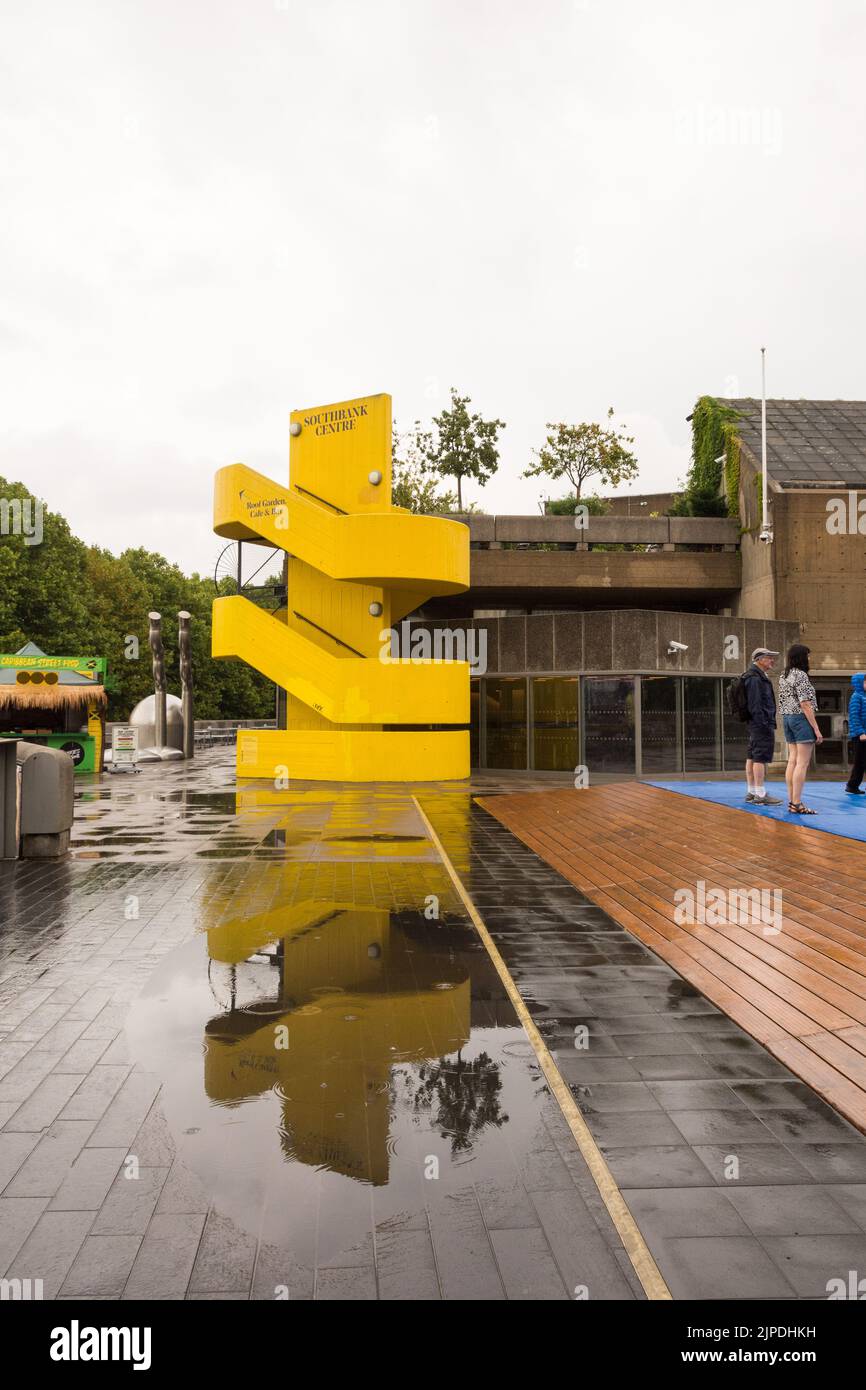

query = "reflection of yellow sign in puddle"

[204,906,470,1185]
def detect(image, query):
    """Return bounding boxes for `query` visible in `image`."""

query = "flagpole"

[760,347,770,535]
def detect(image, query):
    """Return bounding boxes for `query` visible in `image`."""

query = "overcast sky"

[2,0,865,578]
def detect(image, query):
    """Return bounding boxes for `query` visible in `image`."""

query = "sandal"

[790,802,817,815]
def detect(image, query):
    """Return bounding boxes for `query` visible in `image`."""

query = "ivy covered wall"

[675,397,743,518]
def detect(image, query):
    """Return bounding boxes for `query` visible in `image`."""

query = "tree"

[524,409,638,502]
[0,472,276,721]
[422,389,505,511]
[391,423,456,514]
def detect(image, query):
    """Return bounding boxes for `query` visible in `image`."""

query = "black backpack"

[726,672,751,723]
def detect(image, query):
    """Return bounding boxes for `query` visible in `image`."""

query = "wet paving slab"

[420,796,866,1300]
[2,752,866,1299]
[0,754,639,1300]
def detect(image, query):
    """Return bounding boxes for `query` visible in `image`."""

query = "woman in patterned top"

[779,643,823,815]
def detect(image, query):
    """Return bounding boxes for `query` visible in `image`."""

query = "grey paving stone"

[760,1233,866,1297]
[82,1003,128,1040]
[488,1226,569,1300]
[60,1234,142,1296]
[630,1054,721,1081]
[250,1242,315,1301]
[4,1209,95,1299]
[575,1081,664,1114]
[791,1143,866,1182]
[128,1102,176,1166]
[375,1227,440,1300]
[625,1187,751,1239]
[475,1177,543,1229]
[3,1072,85,1132]
[122,1212,206,1299]
[605,1145,713,1190]
[188,1291,249,1299]
[0,1131,40,1191]
[154,1160,214,1216]
[92,1166,169,1235]
[0,1049,58,1103]
[0,1196,49,1275]
[427,1188,505,1300]
[585,1109,685,1148]
[731,1080,830,1110]
[669,1108,776,1146]
[616,1034,701,1056]
[49,1146,127,1211]
[530,1189,636,1300]
[553,1055,641,1082]
[189,1209,256,1294]
[692,1143,814,1187]
[315,1265,377,1299]
[705,1053,794,1080]
[725,1184,859,1237]
[0,1041,36,1080]
[59,1065,130,1121]
[52,1037,113,1075]
[655,1233,798,1299]
[32,1018,90,1056]
[804,1184,866,1232]
[647,1080,747,1111]
[86,1071,161,1147]
[99,1033,131,1065]
[758,1108,861,1144]
[519,1146,580,1191]
[685,1032,772,1054]
[5,1121,96,1197]
[11,1003,68,1042]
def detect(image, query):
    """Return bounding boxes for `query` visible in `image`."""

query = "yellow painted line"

[412,795,672,1302]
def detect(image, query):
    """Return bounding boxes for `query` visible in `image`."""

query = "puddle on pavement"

[126,870,553,1268]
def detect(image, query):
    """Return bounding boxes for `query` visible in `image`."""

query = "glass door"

[582,677,636,775]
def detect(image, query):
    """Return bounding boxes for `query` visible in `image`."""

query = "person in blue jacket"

[846,673,866,794]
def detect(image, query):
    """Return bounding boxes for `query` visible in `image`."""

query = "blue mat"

[649,780,866,844]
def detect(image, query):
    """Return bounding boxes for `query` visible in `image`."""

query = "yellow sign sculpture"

[212,393,470,780]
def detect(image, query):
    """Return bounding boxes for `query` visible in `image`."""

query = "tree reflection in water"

[393,1051,509,1155]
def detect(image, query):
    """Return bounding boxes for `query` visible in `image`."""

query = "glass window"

[485,679,527,769]
[722,678,749,771]
[582,677,635,775]
[641,677,682,774]
[532,677,578,771]
[470,679,480,767]
[684,677,721,772]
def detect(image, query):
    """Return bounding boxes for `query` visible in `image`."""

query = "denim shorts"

[783,712,816,744]
[747,723,776,762]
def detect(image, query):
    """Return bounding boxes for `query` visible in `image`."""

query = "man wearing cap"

[743,648,783,805]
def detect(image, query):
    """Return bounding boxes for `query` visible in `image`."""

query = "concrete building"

[411,398,866,775]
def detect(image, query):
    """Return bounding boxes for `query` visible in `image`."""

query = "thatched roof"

[0,684,107,713]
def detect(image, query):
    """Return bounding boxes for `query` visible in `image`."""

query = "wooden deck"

[477,784,866,1134]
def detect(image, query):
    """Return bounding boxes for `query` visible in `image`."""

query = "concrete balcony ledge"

[441,513,739,548]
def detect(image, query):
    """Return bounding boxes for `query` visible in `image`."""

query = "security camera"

[759,527,774,544]
[667,640,689,654]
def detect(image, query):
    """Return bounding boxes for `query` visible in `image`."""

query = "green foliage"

[0,474,274,722]
[391,423,457,514]
[524,410,638,501]
[667,486,729,518]
[544,494,610,516]
[679,396,743,518]
[422,389,505,511]
[724,435,741,518]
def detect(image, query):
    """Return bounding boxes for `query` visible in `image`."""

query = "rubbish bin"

[17,743,74,858]
[0,737,19,859]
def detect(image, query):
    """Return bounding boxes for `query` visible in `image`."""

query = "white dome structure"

[128,692,185,760]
